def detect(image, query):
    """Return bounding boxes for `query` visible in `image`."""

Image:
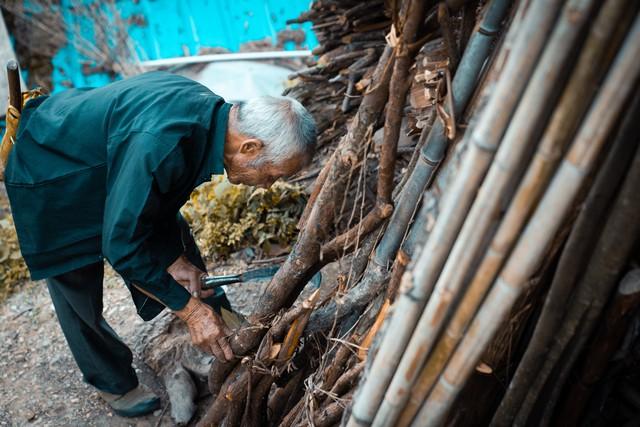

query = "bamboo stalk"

[490,5,638,417]
[374,0,596,424]
[418,0,624,416]
[521,112,640,427]
[358,192,436,361]
[347,0,561,424]
[556,270,640,425]
[373,0,512,265]
[413,16,640,426]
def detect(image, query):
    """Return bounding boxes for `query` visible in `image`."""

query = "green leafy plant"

[181,177,308,258]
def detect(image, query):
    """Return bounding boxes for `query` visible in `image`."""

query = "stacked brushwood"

[283,0,390,148]
[197,0,640,426]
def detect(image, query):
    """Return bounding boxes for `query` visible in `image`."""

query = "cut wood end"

[475,362,493,374]
[270,343,282,359]
[303,289,321,309]
[620,269,640,295]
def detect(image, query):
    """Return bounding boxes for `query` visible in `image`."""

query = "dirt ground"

[0,261,266,427]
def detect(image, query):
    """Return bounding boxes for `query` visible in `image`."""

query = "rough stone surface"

[0,261,265,426]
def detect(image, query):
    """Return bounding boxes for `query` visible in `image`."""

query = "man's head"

[223,96,316,188]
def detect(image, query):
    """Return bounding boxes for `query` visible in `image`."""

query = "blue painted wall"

[48,0,317,92]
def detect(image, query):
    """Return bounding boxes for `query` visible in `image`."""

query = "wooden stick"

[376,0,428,204]
[268,369,305,425]
[320,203,392,263]
[7,60,21,113]
[323,342,354,392]
[438,3,460,71]
[556,269,640,425]
[489,3,637,421]
[202,36,397,427]
[314,390,355,427]
[377,0,597,422]
[330,362,365,397]
[348,0,561,423]
[414,16,640,426]
[525,109,640,427]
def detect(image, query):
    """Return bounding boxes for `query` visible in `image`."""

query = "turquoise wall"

[48,0,317,92]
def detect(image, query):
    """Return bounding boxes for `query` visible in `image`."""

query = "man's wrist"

[174,297,201,322]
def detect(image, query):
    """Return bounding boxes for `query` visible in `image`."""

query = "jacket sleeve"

[102,132,192,311]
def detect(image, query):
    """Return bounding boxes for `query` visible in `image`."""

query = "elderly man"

[3,71,315,417]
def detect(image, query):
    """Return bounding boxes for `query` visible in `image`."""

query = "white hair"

[234,96,316,165]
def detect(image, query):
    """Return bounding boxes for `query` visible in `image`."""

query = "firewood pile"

[283,0,453,149]
[197,1,640,426]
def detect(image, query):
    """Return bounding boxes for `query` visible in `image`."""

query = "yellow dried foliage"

[0,213,29,299]
[181,177,307,258]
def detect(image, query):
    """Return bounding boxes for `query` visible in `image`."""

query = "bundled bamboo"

[414,14,640,426]
[349,0,562,423]
[194,1,640,426]
[371,0,597,424]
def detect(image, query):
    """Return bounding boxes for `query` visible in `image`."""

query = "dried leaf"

[0,211,29,300]
[180,176,307,259]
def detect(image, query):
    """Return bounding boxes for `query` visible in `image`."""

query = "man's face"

[226,154,307,189]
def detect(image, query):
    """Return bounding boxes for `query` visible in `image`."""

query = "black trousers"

[46,217,231,395]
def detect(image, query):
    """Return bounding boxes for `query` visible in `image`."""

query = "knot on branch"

[379,203,394,218]
[385,24,400,48]
[340,147,360,167]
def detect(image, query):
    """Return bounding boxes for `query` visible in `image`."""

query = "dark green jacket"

[5,71,230,315]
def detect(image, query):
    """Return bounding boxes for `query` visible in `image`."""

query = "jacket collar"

[198,101,231,183]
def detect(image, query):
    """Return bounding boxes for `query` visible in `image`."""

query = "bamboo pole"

[490,11,639,418]
[373,0,597,424]
[556,269,640,425]
[413,16,640,426]
[358,195,435,360]
[400,0,630,423]
[373,0,513,265]
[348,0,562,424]
[519,111,640,427]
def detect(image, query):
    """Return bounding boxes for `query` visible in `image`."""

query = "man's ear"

[240,138,263,155]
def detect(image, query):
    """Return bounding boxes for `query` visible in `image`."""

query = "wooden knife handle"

[7,60,21,113]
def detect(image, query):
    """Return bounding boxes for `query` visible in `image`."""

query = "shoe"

[98,384,161,418]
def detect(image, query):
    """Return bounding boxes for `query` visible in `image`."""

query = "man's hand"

[175,298,234,361]
[167,254,213,299]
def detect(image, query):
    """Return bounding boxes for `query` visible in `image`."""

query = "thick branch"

[320,203,393,263]
[377,0,428,204]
